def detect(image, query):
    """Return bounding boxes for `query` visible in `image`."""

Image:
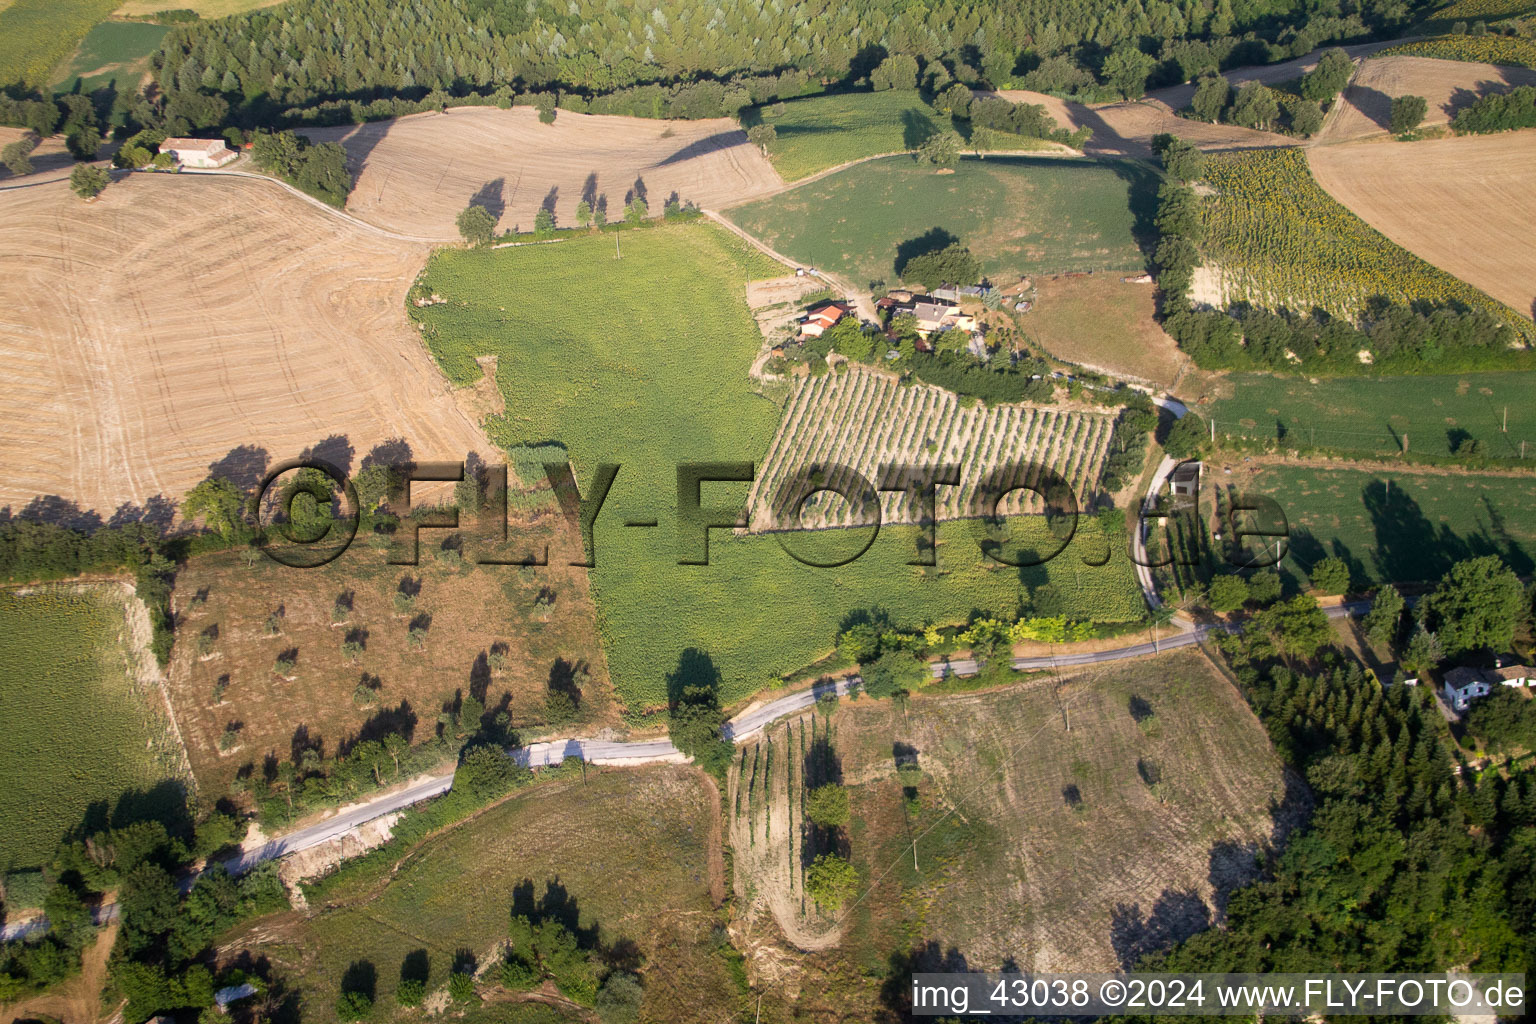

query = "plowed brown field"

[309,105,782,240]
[1308,130,1536,319]
[0,173,492,517]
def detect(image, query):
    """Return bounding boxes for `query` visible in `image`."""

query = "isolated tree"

[534,207,556,236]
[1362,584,1406,647]
[183,476,247,539]
[1102,45,1157,99]
[870,53,919,91]
[595,972,643,1024]
[901,241,979,289]
[575,199,592,227]
[1300,48,1353,102]
[1208,574,1249,613]
[1162,414,1207,459]
[457,204,496,245]
[624,197,647,224]
[1190,75,1231,122]
[1309,556,1351,596]
[69,163,110,199]
[805,783,851,827]
[1390,94,1428,134]
[668,684,731,777]
[2,138,35,177]
[1151,134,1205,182]
[916,129,962,168]
[861,649,926,698]
[1246,569,1283,606]
[1420,555,1526,658]
[805,852,859,909]
[746,123,776,153]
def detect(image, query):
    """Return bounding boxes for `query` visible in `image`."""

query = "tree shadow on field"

[360,438,412,472]
[63,778,194,847]
[467,178,506,221]
[894,227,959,279]
[303,434,355,478]
[901,106,939,148]
[665,646,722,708]
[1109,888,1211,969]
[580,173,598,208]
[209,444,271,494]
[880,941,971,1019]
[509,877,600,949]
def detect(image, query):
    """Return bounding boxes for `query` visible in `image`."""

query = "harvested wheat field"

[0,126,95,182]
[0,173,492,517]
[1308,130,1536,319]
[1315,55,1536,143]
[308,105,782,240]
[995,89,1293,158]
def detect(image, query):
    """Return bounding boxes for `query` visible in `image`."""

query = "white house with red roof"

[799,301,851,340]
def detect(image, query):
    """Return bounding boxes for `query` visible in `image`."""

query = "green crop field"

[410,224,1144,712]
[0,586,180,872]
[265,766,742,1024]
[1208,371,1536,459]
[0,0,120,89]
[1380,33,1536,69]
[729,154,1155,290]
[1201,150,1536,344]
[52,19,170,96]
[745,90,945,181]
[1233,465,1536,587]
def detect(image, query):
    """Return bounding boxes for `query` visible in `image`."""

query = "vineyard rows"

[746,366,1114,531]
[1199,150,1536,345]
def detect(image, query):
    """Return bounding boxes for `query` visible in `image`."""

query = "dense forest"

[140,0,1446,130]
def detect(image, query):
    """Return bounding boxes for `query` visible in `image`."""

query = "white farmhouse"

[161,137,238,168]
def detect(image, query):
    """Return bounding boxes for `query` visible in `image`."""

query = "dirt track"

[1308,129,1536,320]
[308,105,782,240]
[1315,55,1536,143]
[0,173,493,517]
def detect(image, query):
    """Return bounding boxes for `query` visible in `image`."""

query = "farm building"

[1170,461,1202,498]
[799,301,851,339]
[881,294,977,338]
[161,137,238,168]
[1442,660,1532,712]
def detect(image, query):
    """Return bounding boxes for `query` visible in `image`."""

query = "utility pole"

[615,226,621,260]
[1503,406,1508,432]
[1209,418,1215,443]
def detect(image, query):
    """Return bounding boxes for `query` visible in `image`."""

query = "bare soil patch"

[308,105,782,240]
[1307,130,1536,319]
[0,173,493,516]
[0,127,90,182]
[995,90,1293,159]
[1023,272,1187,388]
[166,517,613,797]
[1315,55,1536,144]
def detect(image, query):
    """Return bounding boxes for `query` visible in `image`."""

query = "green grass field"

[745,90,944,181]
[410,224,1144,712]
[0,0,119,89]
[52,19,169,96]
[729,154,1155,290]
[0,586,178,872]
[1208,371,1536,458]
[263,766,741,1024]
[1235,465,1536,586]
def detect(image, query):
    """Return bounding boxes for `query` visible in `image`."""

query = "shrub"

[500,954,539,991]
[804,783,850,827]
[805,852,859,909]
[595,972,644,1023]
[447,970,478,1004]
[395,978,424,1006]
[1390,94,1428,134]
[457,204,497,246]
[1309,556,1351,595]
[335,990,372,1021]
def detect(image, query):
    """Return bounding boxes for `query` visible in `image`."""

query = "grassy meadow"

[0,0,120,88]
[1230,464,1536,587]
[249,766,740,1024]
[744,89,944,181]
[1207,371,1536,458]
[732,648,1289,1011]
[729,154,1155,291]
[51,19,169,95]
[0,586,179,872]
[410,224,1144,713]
